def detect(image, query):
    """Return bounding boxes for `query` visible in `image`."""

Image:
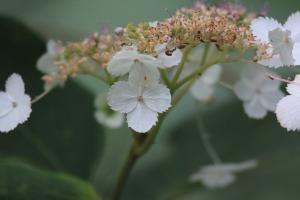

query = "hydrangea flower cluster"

[2,1,300,197]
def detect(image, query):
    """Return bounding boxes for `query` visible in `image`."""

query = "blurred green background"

[0,0,300,200]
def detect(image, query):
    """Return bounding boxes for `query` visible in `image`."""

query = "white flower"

[107,50,161,81]
[234,66,284,119]
[107,73,171,133]
[190,64,222,101]
[251,12,300,67]
[190,160,258,189]
[155,43,182,68]
[94,93,124,129]
[37,40,61,74]
[276,75,300,131]
[0,74,32,133]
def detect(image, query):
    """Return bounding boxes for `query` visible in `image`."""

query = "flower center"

[12,101,17,108]
[137,96,143,102]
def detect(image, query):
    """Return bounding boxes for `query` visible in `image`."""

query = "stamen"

[12,102,17,108]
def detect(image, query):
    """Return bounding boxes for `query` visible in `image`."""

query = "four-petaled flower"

[251,12,300,67]
[0,74,31,133]
[234,66,284,119]
[107,73,171,133]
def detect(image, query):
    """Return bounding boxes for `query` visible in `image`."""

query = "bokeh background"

[0,0,300,200]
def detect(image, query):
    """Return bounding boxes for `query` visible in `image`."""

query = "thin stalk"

[171,45,195,87]
[160,69,172,88]
[31,89,52,104]
[195,110,221,164]
[111,113,167,200]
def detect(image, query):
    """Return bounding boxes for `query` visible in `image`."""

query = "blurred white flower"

[234,66,284,119]
[94,93,124,129]
[190,64,222,101]
[155,43,182,68]
[251,12,300,67]
[276,75,300,131]
[107,50,161,79]
[0,74,31,133]
[37,40,61,74]
[107,72,171,133]
[190,160,258,189]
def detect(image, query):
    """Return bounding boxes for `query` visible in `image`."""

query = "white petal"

[143,84,171,113]
[128,63,160,87]
[243,95,267,119]
[259,90,284,111]
[268,28,295,66]
[0,92,13,117]
[293,43,300,66]
[190,79,214,101]
[276,95,300,131]
[260,78,281,93]
[250,17,282,43]
[14,94,32,124]
[36,54,58,74]
[227,160,258,173]
[190,166,236,189]
[286,75,300,97]
[154,43,166,53]
[139,54,161,69]
[0,110,19,133]
[107,50,137,76]
[284,12,300,42]
[239,65,265,87]
[5,74,25,100]
[201,64,222,85]
[158,49,182,68]
[234,80,255,102]
[107,81,138,113]
[259,55,283,68]
[47,40,61,55]
[126,102,158,133]
[94,111,124,129]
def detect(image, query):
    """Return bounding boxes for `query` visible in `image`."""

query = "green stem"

[111,113,167,200]
[171,45,195,87]
[195,110,221,164]
[160,69,172,88]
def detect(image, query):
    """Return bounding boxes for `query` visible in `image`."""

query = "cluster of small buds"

[39,2,264,85]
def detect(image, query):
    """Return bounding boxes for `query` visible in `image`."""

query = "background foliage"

[0,0,300,200]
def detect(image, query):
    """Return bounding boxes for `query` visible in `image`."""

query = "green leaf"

[0,16,104,180]
[0,159,101,200]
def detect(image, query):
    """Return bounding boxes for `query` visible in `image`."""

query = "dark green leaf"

[0,159,101,200]
[0,16,104,180]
